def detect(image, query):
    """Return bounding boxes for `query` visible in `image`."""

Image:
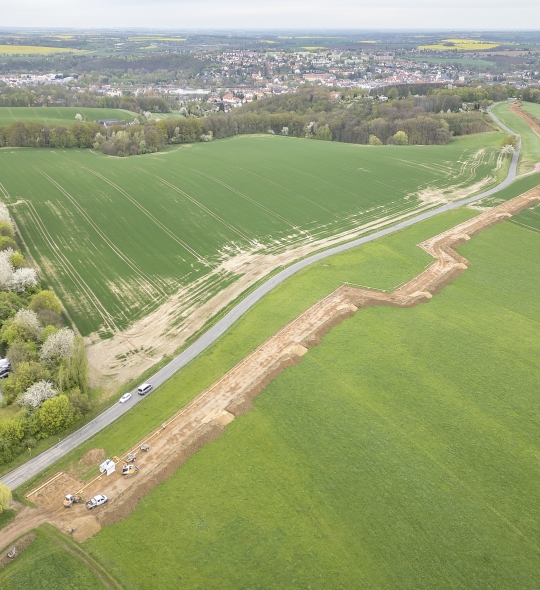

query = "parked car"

[119,392,132,403]
[85,494,108,509]
[0,368,10,379]
[137,383,153,395]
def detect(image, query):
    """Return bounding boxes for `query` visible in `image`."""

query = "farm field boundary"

[1,184,538,549]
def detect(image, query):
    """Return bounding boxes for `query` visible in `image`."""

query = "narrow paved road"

[1,104,521,491]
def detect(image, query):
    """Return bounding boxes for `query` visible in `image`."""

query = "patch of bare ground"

[6,185,539,546]
[0,533,36,568]
[79,449,106,468]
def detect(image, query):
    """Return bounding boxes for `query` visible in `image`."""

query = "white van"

[137,383,153,395]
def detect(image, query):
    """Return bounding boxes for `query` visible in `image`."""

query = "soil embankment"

[1,185,539,549]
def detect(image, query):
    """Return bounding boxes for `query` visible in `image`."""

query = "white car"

[119,392,132,404]
[85,494,108,509]
[137,383,153,395]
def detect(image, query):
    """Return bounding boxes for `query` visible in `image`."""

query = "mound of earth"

[79,449,106,467]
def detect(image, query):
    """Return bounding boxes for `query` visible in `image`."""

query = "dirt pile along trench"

[1,185,539,549]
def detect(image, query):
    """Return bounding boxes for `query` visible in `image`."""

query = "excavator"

[63,494,82,508]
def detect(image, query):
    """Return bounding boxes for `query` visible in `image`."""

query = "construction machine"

[140,444,150,452]
[63,494,82,508]
[121,465,140,477]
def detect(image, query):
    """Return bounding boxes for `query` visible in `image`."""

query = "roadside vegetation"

[0,204,90,468]
[492,102,540,173]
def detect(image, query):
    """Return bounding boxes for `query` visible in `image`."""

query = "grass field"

[0,131,508,338]
[73,190,540,589]
[493,102,540,174]
[0,526,106,589]
[0,45,85,55]
[0,107,136,127]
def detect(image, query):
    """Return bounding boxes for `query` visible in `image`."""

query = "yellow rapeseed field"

[419,39,499,51]
[0,45,84,55]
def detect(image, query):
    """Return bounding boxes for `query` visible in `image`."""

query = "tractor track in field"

[14,154,165,302]
[54,154,207,266]
[2,184,538,549]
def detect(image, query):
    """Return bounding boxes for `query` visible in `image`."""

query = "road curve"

[1,104,521,491]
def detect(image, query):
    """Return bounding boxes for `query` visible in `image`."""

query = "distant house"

[97,119,126,127]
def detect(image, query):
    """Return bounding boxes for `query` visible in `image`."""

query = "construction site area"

[1,182,539,555]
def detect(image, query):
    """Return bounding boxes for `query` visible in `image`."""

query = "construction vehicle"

[85,494,108,510]
[126,453,137,463]
[122,465,139,477]
[63,494,82,508]
[140,444,150,452]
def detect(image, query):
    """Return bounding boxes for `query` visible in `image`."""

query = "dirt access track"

[1,186,539,550]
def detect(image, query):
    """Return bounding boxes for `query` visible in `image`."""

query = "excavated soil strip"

[2,186,540,549]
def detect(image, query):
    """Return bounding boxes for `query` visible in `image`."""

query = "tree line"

[0,204,90,467]
[0,84,528,155]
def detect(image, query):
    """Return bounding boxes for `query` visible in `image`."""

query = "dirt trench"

[2,185,540,550]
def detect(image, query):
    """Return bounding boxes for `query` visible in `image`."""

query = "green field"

[492,102,540,173]
[0,131,507,338]
[0,525,108,589]
[0,107,136,127]
[3,173,539,587]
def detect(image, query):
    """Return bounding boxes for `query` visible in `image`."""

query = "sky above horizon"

[0,0,538,30]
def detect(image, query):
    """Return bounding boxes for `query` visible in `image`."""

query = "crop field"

[418,39,499,51]
[0,131,507,345]
[0,107,136,127]
[0,45,85,55]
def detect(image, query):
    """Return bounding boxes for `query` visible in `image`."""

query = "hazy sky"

[1,0,538,30]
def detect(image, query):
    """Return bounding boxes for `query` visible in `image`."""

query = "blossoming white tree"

[0,252,13,291]
[11,267,38,293]
[40,328,75,363]
[0,203,12,225]
[18,380,58,408]
[13,309,43,340]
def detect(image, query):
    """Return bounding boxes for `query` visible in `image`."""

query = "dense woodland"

[0,84,524,155]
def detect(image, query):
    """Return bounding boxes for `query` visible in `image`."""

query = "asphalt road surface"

[0,104,521,491]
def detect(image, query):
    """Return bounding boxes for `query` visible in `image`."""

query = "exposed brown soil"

[79,449,107,467]
[0,533,36,568]
[2,185,539,549]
